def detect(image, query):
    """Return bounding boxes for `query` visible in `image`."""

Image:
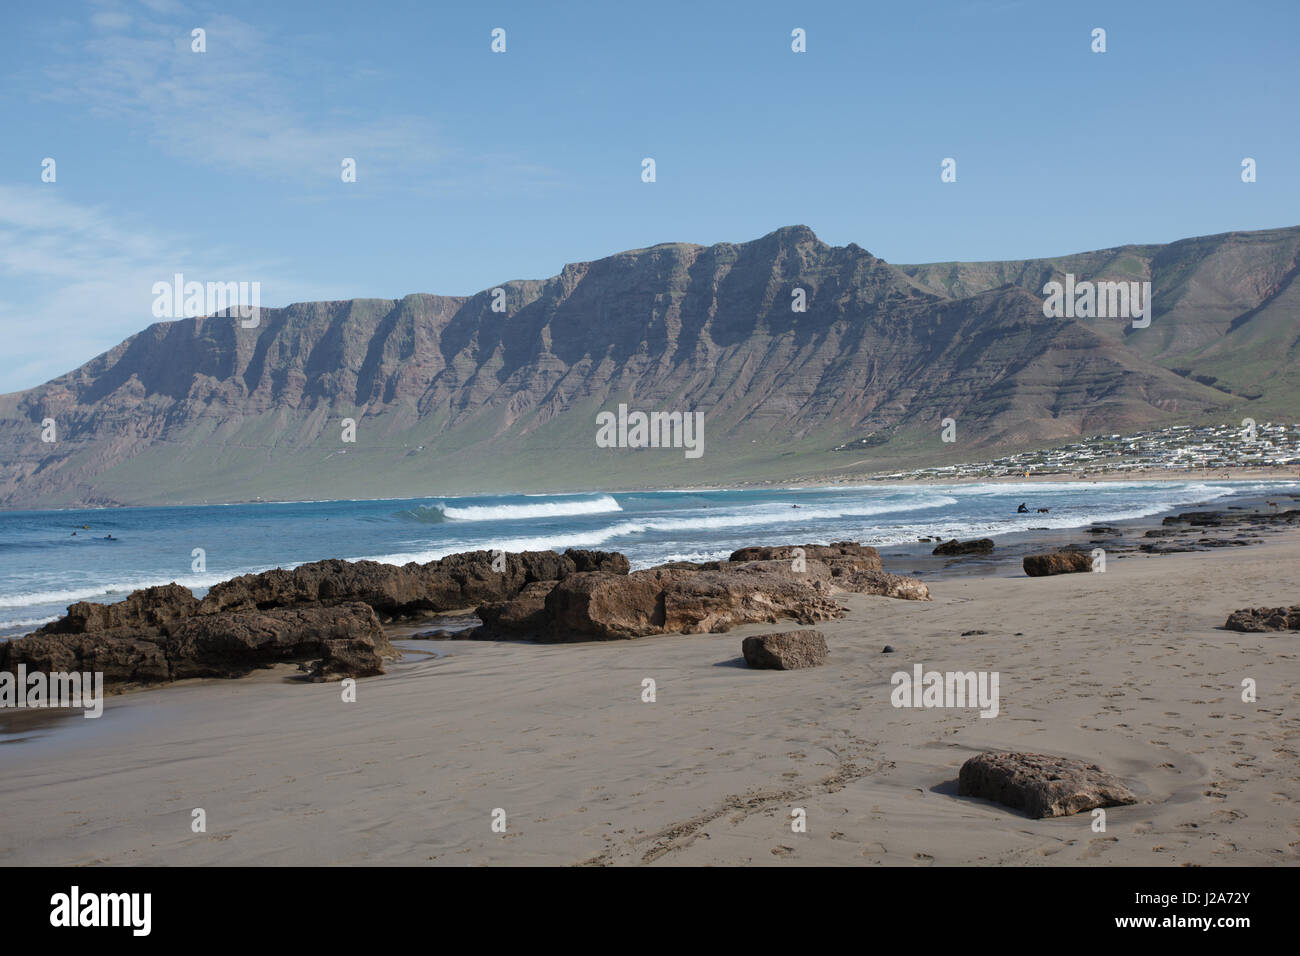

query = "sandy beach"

[1,518,1296,867]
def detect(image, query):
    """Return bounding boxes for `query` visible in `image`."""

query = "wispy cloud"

[0,185,341,394]
[0,0,567,392]
[39,0,556,194]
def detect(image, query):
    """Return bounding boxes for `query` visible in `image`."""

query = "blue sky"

[1,0,1296,393]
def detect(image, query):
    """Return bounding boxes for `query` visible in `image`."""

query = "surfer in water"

[1017,502,1029,513]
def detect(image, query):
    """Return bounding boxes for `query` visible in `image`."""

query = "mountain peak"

[759,224,821,246]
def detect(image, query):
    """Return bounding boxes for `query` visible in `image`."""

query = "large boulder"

[1224,605,1300,632]
[306,638,390,682]
[542,569,680,640]
[932,538,994,556]
[741,630,828,670]
[199,559,430,616]
[660,565,845,634]
[35,583,200,635]
[161,603,393,681]
[474,581,559,637]
[1022,551,1093,576]
[0,631,172,686]
[958,752,1137,818]
[522,566,846,642]
[566,549,631,575]
[723,545,926,599]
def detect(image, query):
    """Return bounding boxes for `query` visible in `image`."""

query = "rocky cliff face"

[1,224,1293,508]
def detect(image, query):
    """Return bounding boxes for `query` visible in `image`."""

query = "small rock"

[1224,605,1300,632]
[958,751,1137,818]
[932,538,994,556]
[882,644,895,653]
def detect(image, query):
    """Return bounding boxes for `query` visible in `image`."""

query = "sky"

[0,0,1296,393]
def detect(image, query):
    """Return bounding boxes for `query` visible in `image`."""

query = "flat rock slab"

[932,538,994,556]
[741,630,828,670]
[1022,551,1093,576]
[1224,605,1300,631]
[958,751,1137,818]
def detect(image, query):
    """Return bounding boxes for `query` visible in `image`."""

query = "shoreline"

[6,476,1298,641]
[4,467,1299,513]
[4,482,1298,644]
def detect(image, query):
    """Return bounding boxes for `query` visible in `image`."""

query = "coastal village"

[866,422,1300,481]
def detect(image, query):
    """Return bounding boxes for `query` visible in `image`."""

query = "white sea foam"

[0,572,242,610]
[0,615,59,633]
[359,495,960,565]
[437,495,623,521]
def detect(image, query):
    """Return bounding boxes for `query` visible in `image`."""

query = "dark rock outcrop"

[32,549,628,638]
[198,548,627,619]
[1023,551,1094,576]
[469,542,928,641]
[0,631,172,686]
[2,602,391,688]
[37,583,200,634]
[729,542,882,573]
[932,538,994,556]
[1224,605,1300,632]
[15,548,630,687]
[1086,525,1122,537]
[741,630,828,670]
[958,751,1138,818]
[161,603,392,681]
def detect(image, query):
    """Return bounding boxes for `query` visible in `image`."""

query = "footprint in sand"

[1080,836,1118,860]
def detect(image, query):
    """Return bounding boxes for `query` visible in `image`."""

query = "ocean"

[2,479,1297,637]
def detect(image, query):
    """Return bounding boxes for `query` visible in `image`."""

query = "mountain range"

[2,223,1297,508]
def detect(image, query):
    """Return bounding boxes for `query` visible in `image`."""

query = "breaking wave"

[398,495,623,523]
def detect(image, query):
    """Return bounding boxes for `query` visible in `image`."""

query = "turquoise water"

[1,479,1295,636]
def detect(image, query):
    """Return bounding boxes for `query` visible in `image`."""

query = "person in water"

[1017,502,1029,513]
